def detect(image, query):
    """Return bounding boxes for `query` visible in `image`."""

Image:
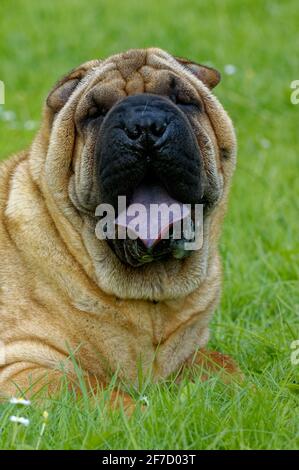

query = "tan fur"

[0,48,236,398]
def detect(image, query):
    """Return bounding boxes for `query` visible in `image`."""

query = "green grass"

[0,0,298,450]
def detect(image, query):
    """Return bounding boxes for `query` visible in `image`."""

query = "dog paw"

[184,348,243,384]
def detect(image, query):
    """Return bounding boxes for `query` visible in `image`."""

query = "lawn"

[0,0,298,450]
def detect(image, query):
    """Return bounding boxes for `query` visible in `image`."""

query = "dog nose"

[124,114,168,143]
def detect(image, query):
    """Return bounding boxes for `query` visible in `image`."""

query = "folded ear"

[46,60,99,113]
[175,56,221,89]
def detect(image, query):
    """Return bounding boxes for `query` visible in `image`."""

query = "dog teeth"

[141,254,154,263]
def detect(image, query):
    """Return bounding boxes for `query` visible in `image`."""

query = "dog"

[0,48,237,403]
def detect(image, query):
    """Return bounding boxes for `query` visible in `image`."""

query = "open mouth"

[116,180,191,250]
[103,176,202,267]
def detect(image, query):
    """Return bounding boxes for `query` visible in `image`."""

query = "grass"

[0,0,298,450]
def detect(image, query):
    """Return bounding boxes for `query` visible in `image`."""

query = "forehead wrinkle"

[125,70,145,95]
[82,62,125,93]
[84,49,197,97]
[111,49,147,80]
[146,50,211,98]
[85,53,148,96]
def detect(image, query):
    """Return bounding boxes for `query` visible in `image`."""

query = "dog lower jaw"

[107,210,204,268]
[107,236,194,268]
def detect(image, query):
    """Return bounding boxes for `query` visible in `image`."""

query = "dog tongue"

[115,183,190,249]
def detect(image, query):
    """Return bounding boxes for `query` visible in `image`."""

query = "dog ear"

[175,56,221,89]
[46,60,99,113]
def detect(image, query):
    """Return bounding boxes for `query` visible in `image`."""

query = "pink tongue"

[115,183,190,248]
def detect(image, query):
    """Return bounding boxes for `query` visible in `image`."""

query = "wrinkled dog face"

[45,48,236,295]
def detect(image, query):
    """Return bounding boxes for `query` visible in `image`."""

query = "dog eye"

[170,93,201,111]
[87,105,107,120]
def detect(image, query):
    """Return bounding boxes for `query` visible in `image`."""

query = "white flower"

[0,110,16,122]
[139,395,149,406]
[10,397,31,406]
[224,64,237,76]
[24,120,37,130]
[9,416,30,426]
[260,138,271,149]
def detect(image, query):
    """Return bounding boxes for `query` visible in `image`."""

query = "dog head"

[37,48,236,300]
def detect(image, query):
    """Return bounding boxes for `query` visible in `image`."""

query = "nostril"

[123,119,168,142]
[150,121,168,138]
[124,124,142,140]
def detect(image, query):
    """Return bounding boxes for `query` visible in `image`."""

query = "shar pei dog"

[0,48,238,404]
